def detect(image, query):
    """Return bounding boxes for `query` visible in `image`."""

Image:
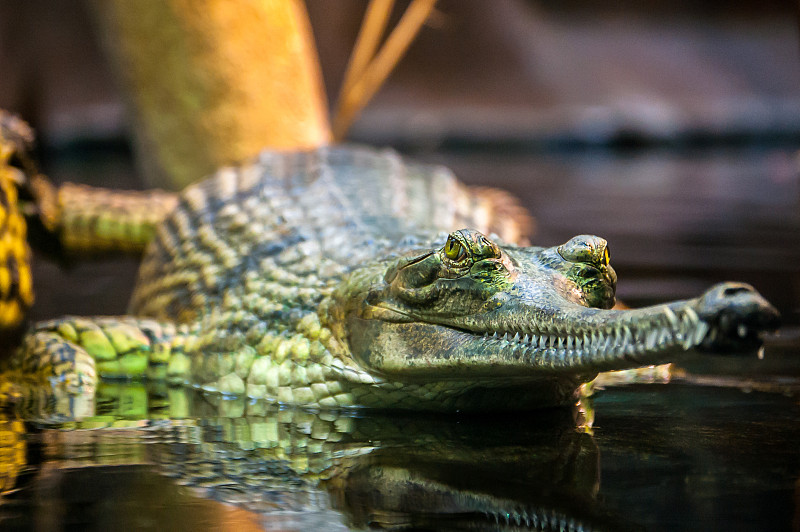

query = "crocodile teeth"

[680,329,693,350]
[622,327,633,349]
[646,328,659,350]
[658,327,672,347]
[678,309,699,349]
[603,332,614,353]
[693,321,709,345]
[663,307,680,329]
[684,307,700,326]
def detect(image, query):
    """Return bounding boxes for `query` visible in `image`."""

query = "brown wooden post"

[91,0,331,189]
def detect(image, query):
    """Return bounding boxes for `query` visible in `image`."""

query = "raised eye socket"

[444,237,467,262]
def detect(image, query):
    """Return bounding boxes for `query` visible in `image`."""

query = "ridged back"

[130,146,529,322]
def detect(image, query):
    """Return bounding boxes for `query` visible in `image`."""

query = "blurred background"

[0,0,798,326]
[1,4,800,529]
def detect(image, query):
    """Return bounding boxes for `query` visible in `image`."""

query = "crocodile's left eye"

[444,236,467,262]
[602,247,610,267]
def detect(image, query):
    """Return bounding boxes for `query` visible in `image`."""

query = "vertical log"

[91,0,331,189]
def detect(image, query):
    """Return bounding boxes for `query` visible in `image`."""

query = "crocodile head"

[341,229,779,387]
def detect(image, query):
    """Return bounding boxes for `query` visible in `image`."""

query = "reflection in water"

[0,384,640,531]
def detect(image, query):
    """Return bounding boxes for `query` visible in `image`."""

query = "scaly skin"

[0,112,34,332]
[0,111,171,336]
[9,146,779,411]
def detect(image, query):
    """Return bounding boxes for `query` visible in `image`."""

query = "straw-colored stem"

[333,0,437,141]
[336,0,395,116]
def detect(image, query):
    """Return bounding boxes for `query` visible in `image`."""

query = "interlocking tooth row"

[481,306,710,362]
[484,507,584,531]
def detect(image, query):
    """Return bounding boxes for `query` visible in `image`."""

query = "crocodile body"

[10,146,779,411]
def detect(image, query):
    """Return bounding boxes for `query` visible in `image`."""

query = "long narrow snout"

[441,279,781,374]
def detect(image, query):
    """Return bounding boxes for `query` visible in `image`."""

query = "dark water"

[0,380,798,531]
[2,145,799,530]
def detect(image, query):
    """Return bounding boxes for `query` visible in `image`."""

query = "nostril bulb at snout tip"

[723,286,752,297]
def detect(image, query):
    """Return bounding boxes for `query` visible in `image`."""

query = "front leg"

[9,317,192,393]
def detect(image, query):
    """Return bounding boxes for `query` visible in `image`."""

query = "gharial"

[0,118,780,411]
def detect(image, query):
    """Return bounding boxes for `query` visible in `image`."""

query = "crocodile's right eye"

[444,236,467,262]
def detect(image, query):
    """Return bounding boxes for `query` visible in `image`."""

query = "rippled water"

[2,145,798,530]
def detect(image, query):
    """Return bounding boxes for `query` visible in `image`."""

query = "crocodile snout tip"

[696,282,780,352]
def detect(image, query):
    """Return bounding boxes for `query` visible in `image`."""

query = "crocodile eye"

[602,247,610,267]
[444,236,467,262]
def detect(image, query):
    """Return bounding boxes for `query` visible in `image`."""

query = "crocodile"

[4,143,779,412]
